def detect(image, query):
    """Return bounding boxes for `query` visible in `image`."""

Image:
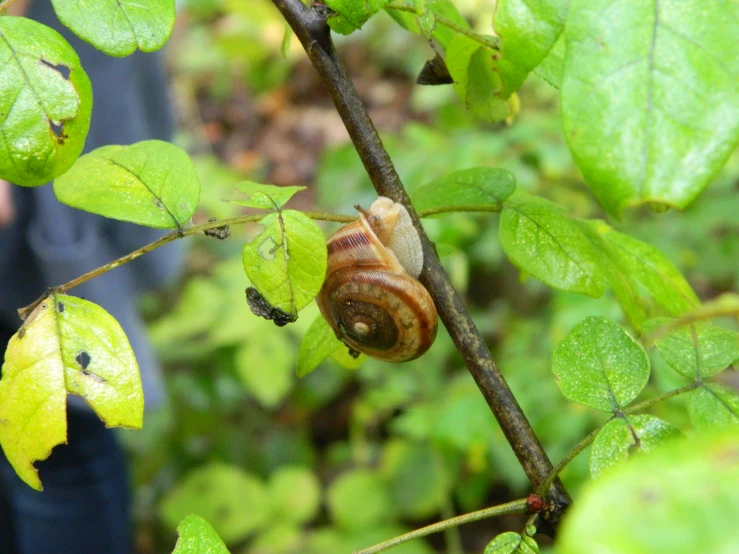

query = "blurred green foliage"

[124,1,739,552]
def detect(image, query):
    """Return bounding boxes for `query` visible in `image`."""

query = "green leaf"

[559,431,739,554]
[644,293,739,341]
[412,167,515,213]
[324,0,390,35]
[500,201,604,297]
[160,463,270,544]
[561,0,739,216]
[533,37,564,89]
[446,33,510,122]
[645,318,739,379]
[249,525,302,554]
[331,345,365,369]
[590,415,681,478]
[53,140,200,228]
[327,469,391,531]
[234,332,293,408]
[552,317,649,412]
[689,384,739,431]
[380,440,448,519]
[0,294,142,490]
[575,220,648,327]
[173,515,230,554]
[268,466,322,525]
[50,0,175,57]
[297,315,346,377]
[494,0,569,96]
[484,532,539,554]
[0,17,92,187]
[242,210,327,317]
[601,229,699,316]
[231,182,306,210]
[387,0,469,47]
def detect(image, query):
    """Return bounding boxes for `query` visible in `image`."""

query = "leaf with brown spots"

[0,17,92,186]
[0,294,142,490]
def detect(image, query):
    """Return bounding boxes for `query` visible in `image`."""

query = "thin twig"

[271,0,571,533]
[353,499,528,554]
[384,1,500,51]
[15,202,509,321]
[17,211,355,320]
[536,381,700,496]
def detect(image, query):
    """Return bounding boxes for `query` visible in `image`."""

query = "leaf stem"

[642,297,739,345]
[353,499,528,554]
[16,211,355,320]
[15,201,507,322]
[419,204,504,217]
[384,1,500,51]
[271,0,571,534]
[623,381,699,414]
[536,381,700,496]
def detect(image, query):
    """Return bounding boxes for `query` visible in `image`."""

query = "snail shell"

[317,197,438,362]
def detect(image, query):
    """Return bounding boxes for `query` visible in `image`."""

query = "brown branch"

[271,0,571,532]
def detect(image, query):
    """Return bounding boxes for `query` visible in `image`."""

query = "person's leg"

[0,324,132,554]
[0,467,16,554]
[0,323,20,554]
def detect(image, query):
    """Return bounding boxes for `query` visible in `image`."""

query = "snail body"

[317,197,438,362]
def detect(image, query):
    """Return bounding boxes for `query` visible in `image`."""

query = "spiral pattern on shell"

[317,199,438,362]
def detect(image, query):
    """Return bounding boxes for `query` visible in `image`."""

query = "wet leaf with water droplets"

[172,515,230,554]
[552,316,649,412]
[0,17,92,186]
[590,415,681,478]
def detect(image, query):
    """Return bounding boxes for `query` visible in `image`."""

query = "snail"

[317,197,438,362]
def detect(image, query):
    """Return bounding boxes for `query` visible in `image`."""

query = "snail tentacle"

[316,197,438,362]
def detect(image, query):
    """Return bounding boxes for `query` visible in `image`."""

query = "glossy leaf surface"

[494,0,568,96]
[446,33,510,122]
[413,167,515,213]
[324,0,390,34]
[0,295,142,490]
[484,532,539,554]
[231,181,305,209]
[689,384,739,431]
[552,317,649,412]
[646,318,739,379]
[51,0,176,57]
[54,140,200,228]
[172,515,230,554]
[500,201,604,297]
[562,0,739,215]
[0,17,92,186]
[589,415,680,478]
[602,229,699,315]
[242,210,327,317]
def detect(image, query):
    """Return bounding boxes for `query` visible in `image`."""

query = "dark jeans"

[0,326,132,554]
